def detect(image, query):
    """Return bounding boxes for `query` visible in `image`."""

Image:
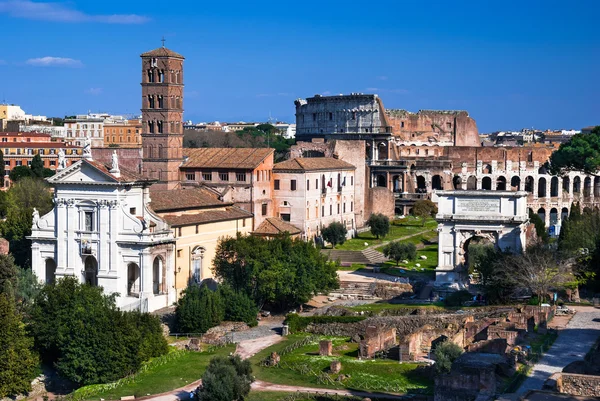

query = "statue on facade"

[57,148,67,170]
[110,150,120,174]
[83,136,92,159]
[32,208,39,225]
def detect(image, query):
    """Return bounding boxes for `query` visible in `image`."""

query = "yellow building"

[149,187,252,298]
[103,119,142,147]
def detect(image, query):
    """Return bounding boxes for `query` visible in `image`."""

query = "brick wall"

[92,147,143,175]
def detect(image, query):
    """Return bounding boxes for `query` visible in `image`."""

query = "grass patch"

[337,263,367,271]
[77,345,235,400]
[336,217,437,251]
[250,334,432,394]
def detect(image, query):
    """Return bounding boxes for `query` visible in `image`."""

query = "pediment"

[48,161,117,185]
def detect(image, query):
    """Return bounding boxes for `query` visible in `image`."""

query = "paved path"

[235,334,283,359]
[514,306,600,397]
[251,380,407,399]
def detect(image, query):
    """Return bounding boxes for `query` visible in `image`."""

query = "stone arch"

[563,176,570,193]
[511,176,521,190]
[482,176,492,190]
[466,176,477,190]
[376,174,386,187]
[453,175,462,190]
[538,166,548,174]
[525,176,534,193]
[153,256,165,295]
[127,262,140,296]
[483,164,492,174]
[537,207,546,224]
[573,176,581,194]
[496,176,507,191]
[550,208,558,226]
[377,141,388,160]
[416,175,426,192]
[561,207,569,221]
[550,177,559,197]
[459,232,497,271]
[84,256,98,287]
[191,246,205,284]
[45,258,56,284]
[392,175,402,192]
[432,175,443,190]
[538,177,547,197]
[584,177,592,197]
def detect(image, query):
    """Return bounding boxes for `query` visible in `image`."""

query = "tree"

[0,150,5,182]
[213,234,339,310]
[0,293,38,397]
[412,199,438,226]
[382,241,416,266]
[467,242,496,275]
[321,221,348,248]
[219,285,258,327]
[434,340,463,374]
[529,209,549,244]
[0,255,18,296]
[176,284,225,333]
[30,154,44,178]
[549,126,600,175]
[28,277,167,385]
[9,166,33,182]
[195,355,253,401]
[366,213,390,239]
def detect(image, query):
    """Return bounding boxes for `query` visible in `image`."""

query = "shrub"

[220,286,258,327]
[443,290,473,307]
[321,222,348,248]
[285,313,366,334]
[196,355,253,401]
[412,200,438,226]
[383,242,417,266]
[434,340,463,374]
[366,213,390,239]
[175,284,225,333]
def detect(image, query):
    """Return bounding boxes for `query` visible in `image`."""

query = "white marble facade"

[434,190,529,284]
[29,157,176,312]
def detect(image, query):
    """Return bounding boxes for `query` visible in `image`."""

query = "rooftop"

[252,217,302,236]
[181,148,273,170]
[150,187,226,213]
[84,159,149,183]
[140,47,184,59]
[160,206,252,227]
[273,157,356,172]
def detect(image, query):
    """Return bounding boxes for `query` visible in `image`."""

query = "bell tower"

[140,44,184,190]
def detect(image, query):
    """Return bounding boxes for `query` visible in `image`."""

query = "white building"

[64,114,128,147]
[272,157,356,241]
[29,151,176,312]
[273,123,296,139]
[19,124,67,139]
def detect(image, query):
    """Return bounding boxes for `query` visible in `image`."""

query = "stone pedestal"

[319,340,333,356]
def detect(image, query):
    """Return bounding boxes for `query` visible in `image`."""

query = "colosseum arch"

[550,177,559,197]
[496,176,507,191]
[538,177,547,198]
[432,175,443,190]
[573,176,581,194]
[453,176,462,190]
[482,176,492,190]
[525,176,534,193]
[467,176,477,190]
[563,176,570,193]
[511,176,521,191]
[584,177,592,197]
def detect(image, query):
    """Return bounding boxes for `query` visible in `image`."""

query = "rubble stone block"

[319,340,333,356]
[330,360,342,373]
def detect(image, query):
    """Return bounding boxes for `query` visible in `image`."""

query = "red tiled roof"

[181,148,274,170]
[273,158,356,172]
[83,159,150,183]
[140,47,184,59]
[160,206,252,227]
[0,132,52,137]
[150,187,228,212]
[252,217,301,236]
[0,142,79,148]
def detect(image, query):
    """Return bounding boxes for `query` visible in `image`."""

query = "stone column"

[402,172,407,193]
[141,249,153,299]
[109,200,119,272]
[533,179,538,199]
[546,178,551,199]
[98,201,109,272]
[66,199,79,278]
[56,199,68,270]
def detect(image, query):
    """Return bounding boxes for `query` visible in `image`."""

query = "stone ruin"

[359,325,397,359]
[319,340,332,356]
[330,360,342,374]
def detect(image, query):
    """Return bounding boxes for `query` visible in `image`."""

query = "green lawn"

[250,334,432,394]
[337,263,367,271]
[335,217,437,251]
[76,345,236,400]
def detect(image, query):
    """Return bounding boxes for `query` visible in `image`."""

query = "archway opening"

[432,175,443,191]
[84,256,98,287]
[550,208,558,226]
[537,208,546,225]
[466,176,477,190]
[127,262,140,296]
[525,176,534,193]
[483,164,492,174]
[191,247,205,285]
[496,176,507,191]
[584,177,592,197]
[376,174,386,188]
[464,236,494,275]
[416,176,426,192]
[45,258,56,284]
[453,176,462,190]
[392,175,402,193]
[550,177,559,197]
[573,176,581,194]
[482,177,492,190]
[538,177,547,197]
[563,176,570,193]
[561,207,569,221]
[153,257,164,295]
[511,176,521,191]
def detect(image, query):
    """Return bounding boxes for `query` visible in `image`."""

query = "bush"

[175,284,225,333]
[321,222,348,248]
[412,200,438,226]
[196,355,253,401]
[220,286,258,327]
[434,340,463,374]
[443,290,473,307]
[383,242,417,266]
[366,213,390,239]
[285,313,366,334]
[28,277,167,385]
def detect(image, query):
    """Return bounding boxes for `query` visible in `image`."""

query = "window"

[177,249,182,258]
[130,207,136,215]
[351,176,353,186]
[274,179,280,190]
[177,227,182,237]
[158,95,164,108]
[330,205,332,215]
[312,113,316,121]
[329,112,333,120]
[15,161,22,166]
[159,70,164,83]
[316,179,319,189]
[157,121,163,133]
[202,172,211,181]
[27,161,31,166]
[147,69,154,82]
[322,206,325,217]
[280,213,291,222]
[351,202,354,211]
[352,111,357,120]
[261,203,267,216]
[236,172,246,182]
[401,121,405,128]
[219,171,228,181]
[84,211,94,231]
[185,172,196,181]
[306,180,310,190]
[343,203,346,213]
[148,95,155,108]
[291,180,297,191]
[195,225,199,234]
[1,138,5,142]
[242,219,246,228]
[4,161,9,166]
[49,160,56,166]
[446,122,452,129]
[149,121,155,133]
[337,204,340,214]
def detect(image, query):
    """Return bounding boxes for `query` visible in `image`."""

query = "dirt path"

[235,334,283,359]
[251,380,407,399]
[363,228,434,252]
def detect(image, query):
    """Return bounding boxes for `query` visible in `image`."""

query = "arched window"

[563,176,571,193]
[483,164,492,174]
[584,177,592,197]
[45,258,56,284]
[550,208,558,226]
[538,177,547,197]
[127,262,140,296]
[550,177,559,197]
[84,256,98,287]
[482,177,492,190]
[191,247,205,284]
[537,208,546,224]
[416,176,426,192]
[525,176,534,193]
[148,95,155,109]
[466,176,477,190]
[432,175,443,190]
[157,121,163,134]
[511,176,520,190]
[496,176,507,191]
[453,176,462,190]
[573,176,581,194]
[157,95,164,109]
[153,257,164,295]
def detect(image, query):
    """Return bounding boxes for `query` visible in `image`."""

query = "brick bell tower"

[140,43,184,190]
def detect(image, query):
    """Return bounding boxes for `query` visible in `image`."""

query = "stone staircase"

[321,249,389,265]
[362,248,388,264]
[329,281,378,300]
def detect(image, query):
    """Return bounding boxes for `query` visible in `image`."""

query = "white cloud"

[0,0,149,24]
[26,56,83,67]
[85,87,102,95]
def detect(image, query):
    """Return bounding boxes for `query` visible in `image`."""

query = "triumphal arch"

[435,190,529,284]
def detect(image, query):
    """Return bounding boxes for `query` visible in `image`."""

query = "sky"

[0,0,598,133]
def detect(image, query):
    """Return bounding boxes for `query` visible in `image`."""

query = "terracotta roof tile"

[161,206,252,227]
[83,159,149,183]
[150,187,227,212]
[181,148,273,170]
[273,157,356,172]
[252,217,301,236]
[140,47,184,58]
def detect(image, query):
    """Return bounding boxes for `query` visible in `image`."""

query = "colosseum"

[294,93,598,235]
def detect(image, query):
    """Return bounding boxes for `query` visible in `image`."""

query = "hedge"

[284,314,366,333]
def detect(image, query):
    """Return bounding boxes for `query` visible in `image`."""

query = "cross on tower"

[161,37,166,47]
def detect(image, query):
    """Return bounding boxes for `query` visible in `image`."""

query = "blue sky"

[0,0,598,132]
